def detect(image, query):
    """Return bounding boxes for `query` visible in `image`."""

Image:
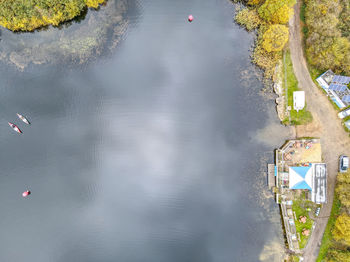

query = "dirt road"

[288,1,350,261]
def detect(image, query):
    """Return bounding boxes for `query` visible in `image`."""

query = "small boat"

[17,113,30,125]
[8,122,22,134]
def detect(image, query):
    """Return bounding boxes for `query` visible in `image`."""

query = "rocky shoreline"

[273,61,287,122]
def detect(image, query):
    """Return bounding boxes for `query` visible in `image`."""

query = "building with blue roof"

[288,164,327,204]
[289,166,312,190]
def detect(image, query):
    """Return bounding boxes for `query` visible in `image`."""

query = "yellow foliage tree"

[326,249,350,262]
[252,44,281,80]
[235,8,262,31]
[333,213,350,246]
[261,24,289,52]
[336,171,350,209]
[247,0,265,6]
[86,0,105,9]
[0,0,106,31]
[258,0,295,24]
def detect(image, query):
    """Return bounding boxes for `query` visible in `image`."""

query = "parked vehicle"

[338,108,350,119]
[315,207,321,217]
[339,155,349,173]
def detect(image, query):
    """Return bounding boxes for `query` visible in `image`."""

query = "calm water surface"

[0,0,286,261]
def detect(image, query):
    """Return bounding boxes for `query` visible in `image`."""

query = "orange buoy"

[188,15,193,22]
[22,190,31,197]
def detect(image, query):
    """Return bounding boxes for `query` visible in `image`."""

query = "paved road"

[288,1,350,261]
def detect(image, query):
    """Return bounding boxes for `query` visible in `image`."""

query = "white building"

[293,91,305,112]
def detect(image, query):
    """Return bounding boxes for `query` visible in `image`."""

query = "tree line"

[234,0,295,81]
[304,0,350,75]
[324,171,350,261]
[234,0,350,81]
[0,0,105,31]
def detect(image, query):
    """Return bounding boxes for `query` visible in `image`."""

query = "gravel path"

[288,1,350,261]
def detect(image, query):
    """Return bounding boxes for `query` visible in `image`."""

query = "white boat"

[17,113,30,125]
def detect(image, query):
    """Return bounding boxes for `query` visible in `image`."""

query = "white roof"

[293,91,305,111]
[289,166,313,190]
[312,164,327,204]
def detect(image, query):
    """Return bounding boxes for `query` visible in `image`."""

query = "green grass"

[300,1,306,23]
[300,1,308,36]
[342,116,350,134]
[291,255,300,262]
[297,136,318,140]
[290,109,313,125]
[343,115,350,122]
[316,195,341,262]
[292,193,315,249]
[302,26,309,36]
[308,65,323,82]
[341,104,350,111]
[300,0,309,51]
[283,50,313,125]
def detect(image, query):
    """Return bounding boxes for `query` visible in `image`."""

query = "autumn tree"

[261,24,289,52]
[86,0,105,9]
[246,0,265,6]
[258,0,296,24]
[338,170,350,184]
[0,0,106,31]
[336,171,350,209]
[332,213,350,246]
[304,0,350,75]
[235,8,262,31]
[339,0,350,37]
[326,249,350,262]
[252,44,281,80]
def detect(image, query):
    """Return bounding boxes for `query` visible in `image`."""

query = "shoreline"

[276,0,350,260]
[233,0,350,260]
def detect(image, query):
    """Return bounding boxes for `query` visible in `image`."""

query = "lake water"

[0,0,289,261]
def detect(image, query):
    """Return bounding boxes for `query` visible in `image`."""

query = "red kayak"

[8,122,22,134]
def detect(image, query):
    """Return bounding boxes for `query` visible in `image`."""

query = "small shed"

[293,91,305,112]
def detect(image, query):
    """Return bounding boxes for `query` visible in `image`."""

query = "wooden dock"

[268,164,276,189]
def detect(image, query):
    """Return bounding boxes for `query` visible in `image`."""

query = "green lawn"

[307,65,323,84]
[283,50,313,125]
[316,196,341,262]
[292,193,315,249]
[300,0,306,23]
[300,0,308,37]
[342,115,350,134]
[291,255,300,262]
